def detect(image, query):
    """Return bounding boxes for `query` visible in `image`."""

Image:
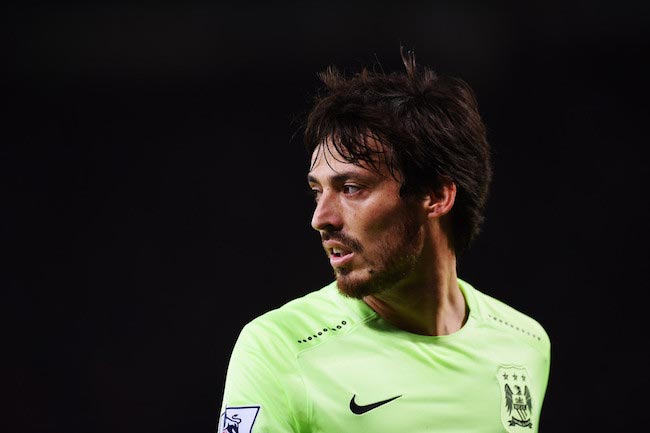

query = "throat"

[362,282,467,336]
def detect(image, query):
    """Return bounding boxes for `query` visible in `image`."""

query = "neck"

[362,239,467,337]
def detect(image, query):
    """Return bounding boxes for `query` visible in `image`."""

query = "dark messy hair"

[303,48,493,255]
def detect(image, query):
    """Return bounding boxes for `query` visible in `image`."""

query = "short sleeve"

[217,322,308,433]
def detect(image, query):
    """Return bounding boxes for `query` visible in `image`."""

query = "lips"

[329,250,354,267]
[331,246,351,257]
[323,241,352,256]
[324,242,354,267]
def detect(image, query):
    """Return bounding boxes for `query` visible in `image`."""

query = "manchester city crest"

[497,366,534,431]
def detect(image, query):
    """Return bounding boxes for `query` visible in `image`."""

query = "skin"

[307,140,467,336]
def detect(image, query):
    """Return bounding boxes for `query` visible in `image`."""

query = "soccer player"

[217,48,551,433]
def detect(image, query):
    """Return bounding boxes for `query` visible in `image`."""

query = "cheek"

[358,205,407,237]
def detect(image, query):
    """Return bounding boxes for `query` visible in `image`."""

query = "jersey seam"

[481,317,550,360]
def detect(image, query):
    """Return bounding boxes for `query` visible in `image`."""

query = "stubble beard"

[334,212,423,299]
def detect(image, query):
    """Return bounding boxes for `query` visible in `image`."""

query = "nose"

[311,189,343,232]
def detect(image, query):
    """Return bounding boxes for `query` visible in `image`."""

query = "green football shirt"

[218,279,551,433]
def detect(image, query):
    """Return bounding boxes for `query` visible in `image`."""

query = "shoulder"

[234,281,370,356]
[461,279,551,353]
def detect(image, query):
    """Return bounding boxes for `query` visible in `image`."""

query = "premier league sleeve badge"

[218,405,260,433]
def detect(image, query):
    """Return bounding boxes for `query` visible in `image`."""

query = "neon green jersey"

[218,279,551,433]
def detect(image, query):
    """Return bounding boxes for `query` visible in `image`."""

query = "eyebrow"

[307,171,370,185]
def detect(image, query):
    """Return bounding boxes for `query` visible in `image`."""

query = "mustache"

[321,231,363,252]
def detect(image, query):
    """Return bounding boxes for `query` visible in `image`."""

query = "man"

[217,49,551,433]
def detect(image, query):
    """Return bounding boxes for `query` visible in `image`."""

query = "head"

[304,48,492,297]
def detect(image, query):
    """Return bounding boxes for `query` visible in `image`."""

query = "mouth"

[328,246,354,267]
[330,246,350,257]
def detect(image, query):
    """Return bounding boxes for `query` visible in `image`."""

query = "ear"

[422,180,457,219]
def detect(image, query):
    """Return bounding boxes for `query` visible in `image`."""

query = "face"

[308,142,426,299]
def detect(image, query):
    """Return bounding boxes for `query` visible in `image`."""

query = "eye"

[343,184,361,194]
[310,188,322,202]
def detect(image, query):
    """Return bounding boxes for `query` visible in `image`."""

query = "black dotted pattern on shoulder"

[487,314,542,341]
[296,320,348,344]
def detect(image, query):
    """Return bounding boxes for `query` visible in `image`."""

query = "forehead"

[308,139,392,180]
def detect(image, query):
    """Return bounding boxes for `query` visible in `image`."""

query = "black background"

[5,1,650,432]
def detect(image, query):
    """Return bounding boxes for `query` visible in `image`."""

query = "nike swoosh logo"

[349,394,402,415]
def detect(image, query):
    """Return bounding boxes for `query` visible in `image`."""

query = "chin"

[334,269,384,299]
[334,254,417,299]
